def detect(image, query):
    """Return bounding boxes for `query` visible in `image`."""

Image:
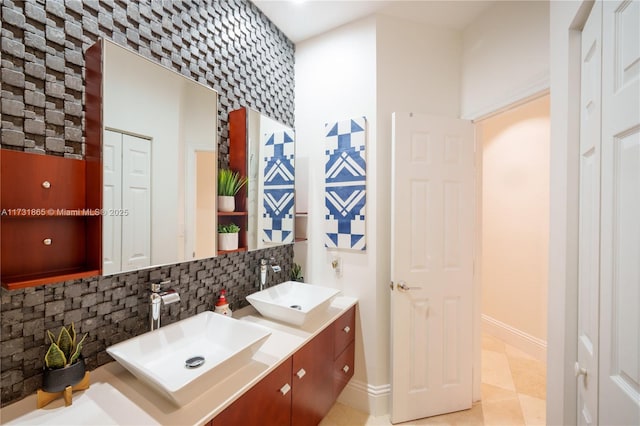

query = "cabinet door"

[1,149,86,210]
[333,306,356,358]
[214,358,292,426]
[1,217,88,280]
[334,341,355,398]
[292,325,335,426]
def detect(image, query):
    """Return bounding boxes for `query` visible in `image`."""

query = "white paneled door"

[577,2,602,423]
[121,133,151,272]
[599,0,640,424]
[103,130,123,276]
[390,113,475,424]
[103,130,151,274]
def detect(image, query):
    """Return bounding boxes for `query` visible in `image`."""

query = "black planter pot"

[42,357,86,393]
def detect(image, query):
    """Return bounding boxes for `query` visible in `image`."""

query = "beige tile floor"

[320,334,546,426]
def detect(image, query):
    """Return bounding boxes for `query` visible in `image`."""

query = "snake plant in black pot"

[42,323,87,393]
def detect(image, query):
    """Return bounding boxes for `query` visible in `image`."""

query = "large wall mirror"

[98,40,295,275]
[229,108,296,252]
[101,40,218,275]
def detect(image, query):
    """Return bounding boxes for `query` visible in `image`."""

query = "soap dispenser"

[214,289,232,317]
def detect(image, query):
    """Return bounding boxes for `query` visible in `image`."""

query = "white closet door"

[121,134,151,272]
[598,1,640,424]
[103,130,123,275]
[577,3,602,424]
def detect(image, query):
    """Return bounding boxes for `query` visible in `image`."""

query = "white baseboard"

[337,379,390,417]
[482,314,547,362]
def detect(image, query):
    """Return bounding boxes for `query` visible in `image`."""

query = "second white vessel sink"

[106,311,271,406]
[246,281,341,326]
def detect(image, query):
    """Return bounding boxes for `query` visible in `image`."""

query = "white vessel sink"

[246,281,341,326]
[106,311,270,406]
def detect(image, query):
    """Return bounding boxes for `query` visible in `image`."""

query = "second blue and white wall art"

[324,117,367,251]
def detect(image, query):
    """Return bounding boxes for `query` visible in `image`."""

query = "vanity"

[0,298,357,426]
[0,36,332,423]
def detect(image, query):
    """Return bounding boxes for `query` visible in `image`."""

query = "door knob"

[574,362,587,378]
[397,281,422,292]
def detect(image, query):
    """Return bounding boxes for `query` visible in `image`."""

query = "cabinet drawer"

[333,306,356,358]
[1,149,86,209]
[333,341,355,399]
[1,217,89,280]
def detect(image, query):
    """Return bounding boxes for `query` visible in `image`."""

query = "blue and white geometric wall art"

[324,117,367,251]
[262,130,295,244]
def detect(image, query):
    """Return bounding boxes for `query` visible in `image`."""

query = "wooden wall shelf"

[217,211,248,217]
[215,107,251,255]
[1,150,102,289]
[217,247,248,255]
[1,37,103,290]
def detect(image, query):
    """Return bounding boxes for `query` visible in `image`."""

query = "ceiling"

[251,0,496,43]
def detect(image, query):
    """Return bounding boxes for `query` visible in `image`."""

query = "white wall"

[295,15,381,413]
[295,13,462,415]
[461,0,549,119]
[377,14,462,118]
[480,94,549,356]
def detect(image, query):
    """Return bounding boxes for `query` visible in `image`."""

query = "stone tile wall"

[0,0,295,405]
[1,244,293,405]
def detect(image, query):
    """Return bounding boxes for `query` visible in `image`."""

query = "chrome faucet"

[150,280,181,331]
[259,259,268,291]
[259,257,281,291]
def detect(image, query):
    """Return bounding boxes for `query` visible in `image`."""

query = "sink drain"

[290,305,302,310]
[185,356,205,369]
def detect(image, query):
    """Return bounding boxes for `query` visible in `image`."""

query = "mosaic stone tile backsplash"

[0,0,295,405]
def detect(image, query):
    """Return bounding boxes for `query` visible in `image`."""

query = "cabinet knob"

[279,383,291,396]
[42,181,51,189]
[296,368,306,379]
[343,325,351,333]
[342,365,350,374]
[43,238,52,246]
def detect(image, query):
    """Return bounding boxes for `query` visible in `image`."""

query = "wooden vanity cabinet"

[212,357,293,426]
[292,324,335,426]
[333,307,356,397]
[212,305,357,426]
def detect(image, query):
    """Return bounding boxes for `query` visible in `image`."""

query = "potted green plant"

[42,323,87,393]
[291,263,304,282]
[218,223,241,251]
[218,169,248,212]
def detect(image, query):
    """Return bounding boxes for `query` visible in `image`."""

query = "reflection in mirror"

[101,40,218,275]
[229,108,295,252]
